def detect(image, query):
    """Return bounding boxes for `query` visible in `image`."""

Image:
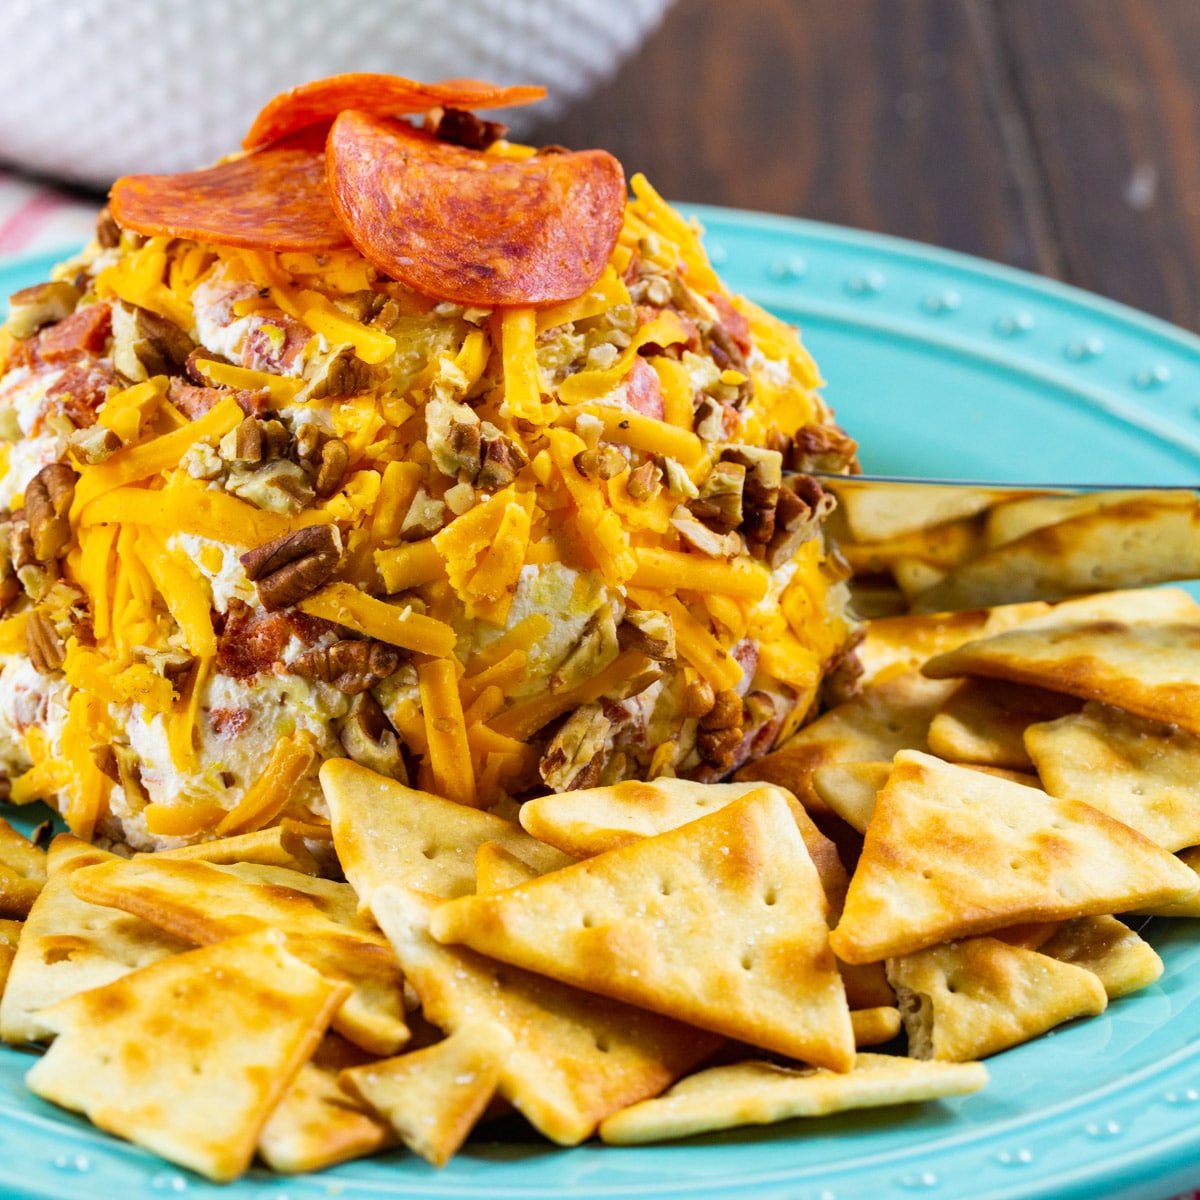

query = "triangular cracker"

[0,816,47,918]
[371,886,721,1145]
[811,762,891,834]
[320,758,572,904]
[475,842,543,892]
[0,836,188,1044]
[829,751,1198,963]
[1142,846,1200,917]
[519,779,848,918]
[339,1020,514,1167]
[927,678,1080,769]
[69,856,408,1056]
[1026,702,1200,851]
[26,929,350,1183]
[431,789,855,1069]
[598,1053,988,1145]
[914,494,1200,613]
[0,918,21,999]
[857,602,1052,686]
[257,1034,393,1173]
[923,587,1200,734]
[736,669,957,813]
[1037,915,1162,999]
[887,935,1108,1061]
[156,818,322,874]
[851,1006,902,1047]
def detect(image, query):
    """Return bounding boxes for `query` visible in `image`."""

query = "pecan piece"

[240,525,343,612]
[434,106,507,150]
[696,686,745,771]
[95,206,121,249]
[787,422,860,474]
[67,424,121,465]
[26,610,64,673]
[314,437,350,498]
[618,609,675,661]
[111,301,196,382]
[298,344,387,403]
[626,459,662,500]
[290,637,401,694]
[722,446,782,548]
[24,463,76,562]
[688,460,745,534]
[338,692,408,782]
[768,475,836,568]
[400,487,446,541]
[476,425,529,491]
[573,445,626,481]
[539,703,612,792]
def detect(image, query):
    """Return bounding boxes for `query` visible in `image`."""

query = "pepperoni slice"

[243,73,546,152]
[109,133,350,253]
[326,111,626,307]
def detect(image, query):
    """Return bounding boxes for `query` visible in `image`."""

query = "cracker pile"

[0,585,1193,1179]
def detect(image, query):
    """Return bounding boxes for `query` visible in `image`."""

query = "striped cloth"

[0,169,103,259]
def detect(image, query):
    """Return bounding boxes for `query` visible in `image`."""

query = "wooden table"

[540,0,1200,334]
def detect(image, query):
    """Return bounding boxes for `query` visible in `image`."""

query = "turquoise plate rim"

[0,210,1199,1200]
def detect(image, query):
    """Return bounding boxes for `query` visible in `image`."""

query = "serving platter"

[0,207,1199,1199]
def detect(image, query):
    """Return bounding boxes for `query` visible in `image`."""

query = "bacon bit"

[215,605,336,679]
[623,356,664,420]
[240,312,310,374]
[243,72,546,151]
[208,707,253,738]
[167,379,268,420]
[45,361,119,428]
[109,132,351,253]
[326,111,626,307]
[36,304,112,364]
[708,293,752,354]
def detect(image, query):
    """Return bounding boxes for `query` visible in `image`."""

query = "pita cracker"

[829,751,1198,964]
[927,679,1081,769]
[258,1034,393,1173]
[598,1053,988,1145]
[1037,915,1162,998]
[27,929,349,1183]
[914,495,1200,613]
[1140,847,1200,917]
[519,779,848,918]
[475,841,543,892]
[0,816,46,918]
[371,886,720,1145]
[923,589,1200,734]
[69,856,408,1056]
[892,557,948,601]
[0,918,21,999]
[857,602,1052,687]
[851,1005,902,1047]
[839,957,896,1010]
[0,836,188,1044]
[985,490,1173,547]
[156,819,321,874]
[432,789,855,1069]
[736,668,957,813]
[319,758,572,904]
[339,1020,513,1167]
[1026,702,1200,851]
[887,935,1108,1061]
[830,477,1018,541]
[811,762,891,834]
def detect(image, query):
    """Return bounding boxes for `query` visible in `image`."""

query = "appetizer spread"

[0,73,857,850]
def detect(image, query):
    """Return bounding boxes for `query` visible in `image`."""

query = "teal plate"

[1,210,1200,1200]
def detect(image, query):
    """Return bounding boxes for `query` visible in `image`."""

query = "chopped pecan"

[695,687,745,771]
[788,422,860,474]
[573,445,626,481]
[399,487,446,541]
[228,459,314,514]
[626,459,662,500]
[314,438,350,498]
[702,321,753,406]
[540,703,612,792]
[8,510,51,599]
[26,610,64,673]
[93,742,148,806]
[225,416,263,463]
[6,281,81,340]
[688,460,745,534]
[95,206,121,249]
[721,446,782,548]
[618,609,675,660]
[768,475,836,568]
[338,692,408,782]
[67,424,121,465]
[693,396,727,443]
[294,423,322,462]
[290,637,401,694]
[24,463,76,562]
[549,608,618,694]
[476,425,529,491]
[298,344,387,403]
[426,398,482,480]
[240,525,343,612]
[0,576,18,617]
[434,106,508,150]
[111,301,195,381]
[681,677,716,719]
[669,507,742,558]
